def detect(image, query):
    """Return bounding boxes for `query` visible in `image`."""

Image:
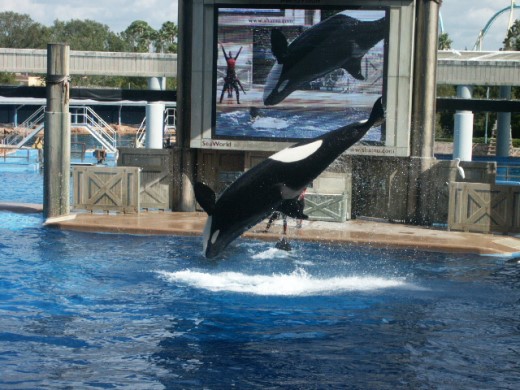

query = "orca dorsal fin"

[342,58,365,80]
[194,182,216,215]
[271,29,288,64]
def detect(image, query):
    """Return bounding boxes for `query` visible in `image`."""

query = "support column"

[144,75,167,149]
[496,85,512,158]
[407,0,441,224]
[148,76,166,91]
[453,85,474,161]
[145,102,165,149]
[174,0,197,212]
[43,43,70,219]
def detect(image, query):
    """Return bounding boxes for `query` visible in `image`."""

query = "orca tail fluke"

[368,97,385,128]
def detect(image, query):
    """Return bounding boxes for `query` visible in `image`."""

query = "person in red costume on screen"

[219,44,245,104]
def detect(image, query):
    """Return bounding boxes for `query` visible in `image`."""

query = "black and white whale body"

[195,97,385,258]
[263,13,386,106]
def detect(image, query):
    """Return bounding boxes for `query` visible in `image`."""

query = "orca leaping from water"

[194,97,385,258]
[263,13,386,106]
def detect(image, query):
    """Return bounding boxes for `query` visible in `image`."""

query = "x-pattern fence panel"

[73,166,140,213]
[117,148,174,210]
[304,193,350,222]
[448,182,520,233]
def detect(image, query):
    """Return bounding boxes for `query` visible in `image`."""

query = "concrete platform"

[42,210,520,258]
[2,203,520,257]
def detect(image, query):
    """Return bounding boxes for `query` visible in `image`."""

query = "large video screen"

[214,7,389,144]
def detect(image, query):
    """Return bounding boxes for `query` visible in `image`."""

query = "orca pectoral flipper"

[194,182,216,215]
[342,58,364,80]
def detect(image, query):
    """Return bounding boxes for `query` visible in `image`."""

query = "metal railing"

[134,106,177,148]
[71,142,87,162]
[496,161,520,182]
[135,117,146,147]
[71,106,117,153]
[1,106,45,147]
[1,148,34,164]
[1,105,118,153]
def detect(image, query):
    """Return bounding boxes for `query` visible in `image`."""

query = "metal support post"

[145,103,165,149]
[497,86,512,157]
[453,85,474,161]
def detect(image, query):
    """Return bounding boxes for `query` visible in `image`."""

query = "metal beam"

[437,97,520,112]
[0,48,177,77]
[3,47,520,86]
[437,50,520,86]
[0,86,176,102]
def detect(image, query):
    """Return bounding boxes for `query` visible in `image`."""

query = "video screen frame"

[187,0,416,157]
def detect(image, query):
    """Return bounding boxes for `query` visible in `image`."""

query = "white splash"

[157,268,417,296]
[252,247,292,260]
[251,117,289,130]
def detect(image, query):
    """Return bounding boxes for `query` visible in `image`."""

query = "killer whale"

[263,13,386,106]
[195,97,385,258]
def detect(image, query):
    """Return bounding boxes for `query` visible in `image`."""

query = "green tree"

[503,20,520,139]
[435,84,456,139]
[155,21,178,53]
[0,14,177,90]
[0,12,50,48]
[503,20,520,50]
[121,20,156,52]
[49,19,125,51]
[47,19,129,88]
[0,72,16,84]
[438,32,452,50]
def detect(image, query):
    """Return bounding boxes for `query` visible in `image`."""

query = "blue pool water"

[216,106,383,142]
[0,149,117,205]
[1,162,520,388]
[0,210,519,389]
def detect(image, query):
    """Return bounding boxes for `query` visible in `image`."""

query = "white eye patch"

[277,79,289,92]
[269,140,323,163]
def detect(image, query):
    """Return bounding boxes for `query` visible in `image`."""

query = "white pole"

[453,86,474,161]
[145,103,165,149]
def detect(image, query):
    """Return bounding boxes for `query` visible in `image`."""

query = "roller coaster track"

[473,2,520,50]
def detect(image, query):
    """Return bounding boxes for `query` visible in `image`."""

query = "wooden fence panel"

[513,189,520,231]
[448,182,520,233]
[118,148,174,210]
[304,194,350,222]
[73,166,140,213]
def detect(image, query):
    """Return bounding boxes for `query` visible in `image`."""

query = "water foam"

[157,268,415,296]
[251,247,293,260]
[251,117,289,130]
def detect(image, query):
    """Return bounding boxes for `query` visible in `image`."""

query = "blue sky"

[0,0,517,51]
